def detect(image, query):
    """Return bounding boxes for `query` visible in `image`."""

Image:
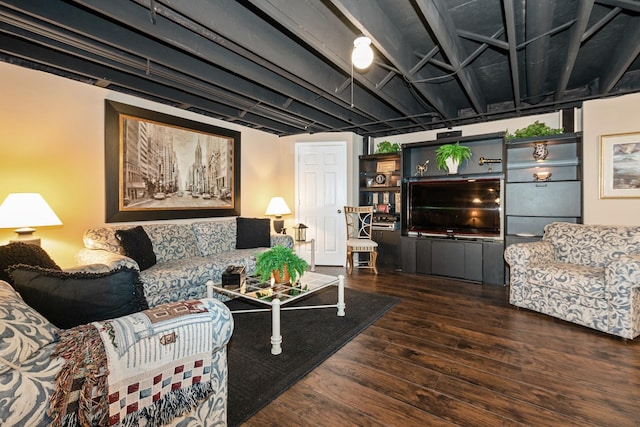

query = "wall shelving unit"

[504,132,583,243]
[358,153,401,269]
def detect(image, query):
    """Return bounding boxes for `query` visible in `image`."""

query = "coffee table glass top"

[211,271,339,306]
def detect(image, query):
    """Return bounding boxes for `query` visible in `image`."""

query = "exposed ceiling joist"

[415,0,487,115]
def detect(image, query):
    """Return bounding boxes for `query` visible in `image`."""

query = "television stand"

[400,235,505,285]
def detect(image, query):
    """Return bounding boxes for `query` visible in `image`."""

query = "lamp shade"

[352,36,374,70]
[265,197,291,217]
[0,193,62,245]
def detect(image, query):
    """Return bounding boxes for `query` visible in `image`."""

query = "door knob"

[337,209,342,214]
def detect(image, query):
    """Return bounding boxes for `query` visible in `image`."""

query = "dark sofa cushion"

[0,242,61,285]
[236,217,271,249]
[9,265,148,329]
[115,226,157,271]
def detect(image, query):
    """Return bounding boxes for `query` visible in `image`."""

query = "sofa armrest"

[604,255,640,339]
[605,254,640,297]
[100,297,234,355]
[271,233,294,249]
[505,241,555,303]
[76,248,139,271]
[194,298,235,351]
[504,241,555,269]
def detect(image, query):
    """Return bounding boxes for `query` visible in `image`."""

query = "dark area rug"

[224,286,400,426]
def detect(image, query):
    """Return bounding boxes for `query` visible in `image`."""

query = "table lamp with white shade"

[265,196,291,234]
[0,193,63,246]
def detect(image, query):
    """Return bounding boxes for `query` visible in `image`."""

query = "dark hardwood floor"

[242,266,639,427]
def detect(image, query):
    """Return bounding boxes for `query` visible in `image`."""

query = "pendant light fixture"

[351,36,374,70]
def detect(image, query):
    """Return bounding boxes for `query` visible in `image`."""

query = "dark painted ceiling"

[1,0,639,138]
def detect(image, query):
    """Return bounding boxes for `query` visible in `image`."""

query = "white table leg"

[337,274,345,316]
[310,238,316,271]
[271,298,283,355]
[206,280,213,299]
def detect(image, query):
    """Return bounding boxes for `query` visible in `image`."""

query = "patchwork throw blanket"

[50,301,215,426]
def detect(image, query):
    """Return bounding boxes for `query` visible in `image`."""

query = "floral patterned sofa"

[77,217,293,307]
[0,279,234,426]
[504,222,640,339]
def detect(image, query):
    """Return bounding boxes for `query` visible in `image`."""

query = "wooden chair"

[344,206,378,274]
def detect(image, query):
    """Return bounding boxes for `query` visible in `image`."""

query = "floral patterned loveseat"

[0,279,234,426]
[77,217,293,308]
[504,222,640,339]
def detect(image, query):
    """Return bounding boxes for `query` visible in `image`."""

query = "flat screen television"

[406,178,502,239]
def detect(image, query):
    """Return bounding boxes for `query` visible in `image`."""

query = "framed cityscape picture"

[600,132,640,199]
[105,100,241,222]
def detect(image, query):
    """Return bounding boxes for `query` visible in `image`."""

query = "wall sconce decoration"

[533,142,549,161]
[0,193,63,246]
[414,159,429,176]
[352,36,374,70]
[293,223,308,242]
[265,197,291,234]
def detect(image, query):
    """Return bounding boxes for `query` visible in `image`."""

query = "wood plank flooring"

[242,267,639,426]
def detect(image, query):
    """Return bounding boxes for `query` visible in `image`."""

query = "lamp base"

[273,218,285,234]
[11,228,41,246]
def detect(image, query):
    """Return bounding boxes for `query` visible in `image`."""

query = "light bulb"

[352,36,374,70]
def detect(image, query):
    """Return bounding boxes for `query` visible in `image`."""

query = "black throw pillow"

[0,242,61,285]
[236,217,271,249]
[9,265,148,329]
[115,226,157,271]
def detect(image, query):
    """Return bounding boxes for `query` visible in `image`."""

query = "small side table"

[294,238,315,271]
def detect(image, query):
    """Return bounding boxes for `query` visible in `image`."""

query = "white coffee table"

[207,272,345,355]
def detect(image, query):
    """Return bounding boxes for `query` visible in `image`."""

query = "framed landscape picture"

[105,100,241,222]
[600,132,640,199]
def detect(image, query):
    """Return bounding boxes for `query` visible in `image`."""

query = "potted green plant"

[375,140,400,154]
[505,121,563,140]
[435,142,472,174]
[255,245,309,284]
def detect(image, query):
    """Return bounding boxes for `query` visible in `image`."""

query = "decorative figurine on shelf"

[533,142,549,161]
[415,159,429,177]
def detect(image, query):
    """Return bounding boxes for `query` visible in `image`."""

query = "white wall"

[372,111,564,148]
[582,93,640,225]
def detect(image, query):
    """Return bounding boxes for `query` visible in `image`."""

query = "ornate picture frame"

[105,100,241,222]
[600,132,640,199]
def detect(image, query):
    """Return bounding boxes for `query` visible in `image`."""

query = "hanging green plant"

[505,121,563,140]
[375,140,400,154]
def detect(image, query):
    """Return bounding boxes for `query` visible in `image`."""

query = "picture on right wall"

[600,132,640,198]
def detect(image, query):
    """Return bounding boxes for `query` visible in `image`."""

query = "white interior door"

[295,142,347,266]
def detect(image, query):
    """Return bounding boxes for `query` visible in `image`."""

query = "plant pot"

[445,157,459,174]
[272,266,291,285]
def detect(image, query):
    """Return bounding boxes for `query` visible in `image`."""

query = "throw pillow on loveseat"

[9,264,148,329]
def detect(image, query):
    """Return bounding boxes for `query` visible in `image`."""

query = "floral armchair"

[504,222,640,339]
